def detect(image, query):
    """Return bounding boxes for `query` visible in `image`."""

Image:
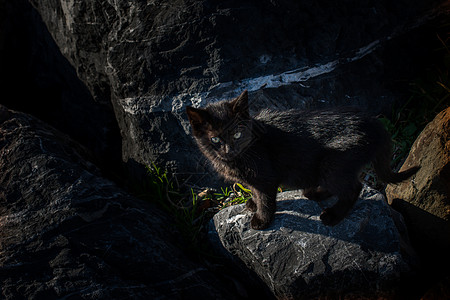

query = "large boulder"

[386,107,450,289]
[209,186,416,299]
[0,105,239,299]
[0,0,122,173]
[23,0,448,185]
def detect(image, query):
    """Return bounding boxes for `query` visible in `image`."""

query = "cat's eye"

[211,137,221,144]
[233,132,242,139]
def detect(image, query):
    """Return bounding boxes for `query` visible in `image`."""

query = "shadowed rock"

[23,0,448,186]
[0,105,236,299]
[209,186,416,299]
[386,107,450,295]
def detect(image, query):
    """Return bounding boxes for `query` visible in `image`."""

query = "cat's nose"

[224,145,236,158]
[224,144,231,154]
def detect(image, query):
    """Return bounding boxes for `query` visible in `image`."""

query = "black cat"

[186,90,418,229]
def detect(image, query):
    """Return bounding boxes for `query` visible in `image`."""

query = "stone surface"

[386,107,450,289]
[386,107,450,222]
[1,2,448,298]
[0,0,122,173]
[22,0,449,186]
[0,105,237,299]
[421,276,450,300]
[209,186,414,299]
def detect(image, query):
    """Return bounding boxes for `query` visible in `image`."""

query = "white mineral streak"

[218,38,380,94]
[237,59,341,92]
[119,39,381,112]
[117,39,382,134]
[180,39,380,112]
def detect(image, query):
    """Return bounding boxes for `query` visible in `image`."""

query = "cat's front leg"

[250,186,277,230]
[245,198,257,212]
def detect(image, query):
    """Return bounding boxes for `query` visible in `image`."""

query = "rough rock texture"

[22,0,448,186]
[386,107,450,290]
[209,186,414,299]
[0,105,238,299]
[386,107,450,230]
[0,0,122,173]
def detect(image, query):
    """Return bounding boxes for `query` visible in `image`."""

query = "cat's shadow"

[244,198,400,254]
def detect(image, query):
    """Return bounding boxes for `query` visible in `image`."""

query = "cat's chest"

[214,160,248,182]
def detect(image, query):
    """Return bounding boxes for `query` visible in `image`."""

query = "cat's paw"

[245,199,257,212]
[319,208,343,226]
[250,214,271,230]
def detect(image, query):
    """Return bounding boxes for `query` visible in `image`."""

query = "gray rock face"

[0,105,236,299]
[0,0,122,172]
[24,0,447,186]
[209,186,414,299]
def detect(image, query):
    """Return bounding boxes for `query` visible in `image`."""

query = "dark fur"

[186,90,418,229]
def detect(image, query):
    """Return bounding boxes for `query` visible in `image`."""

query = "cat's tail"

[372,123,420,184]
[374,161,419,183]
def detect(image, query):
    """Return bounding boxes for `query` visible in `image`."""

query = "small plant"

[144,162,176,211]
[142,162,257,253]
[378,113,419,167]
[361,27,450,190]
[379,28,450,170]
[143,163,206,249]
[216,183,253,209]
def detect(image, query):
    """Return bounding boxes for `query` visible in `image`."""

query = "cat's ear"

[230,90,249,118]
[186,106,210,130]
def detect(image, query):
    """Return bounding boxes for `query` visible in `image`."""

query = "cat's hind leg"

[319,179,362,226]
[318,153,365,226]
[303,186,333,202]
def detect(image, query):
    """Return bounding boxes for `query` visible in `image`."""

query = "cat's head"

[186,90,254,162]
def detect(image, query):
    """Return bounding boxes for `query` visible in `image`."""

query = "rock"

[23,0,448,185]
[386,107,450,222]
[421,276,450,300]
[0,0,122,173]
[209,186,414,299]
[385,107,450,288]
[0,105,237,299]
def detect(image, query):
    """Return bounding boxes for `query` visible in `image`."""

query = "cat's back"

[254,108,306,132]
[254,107,380,149]
[255,107,366,129]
